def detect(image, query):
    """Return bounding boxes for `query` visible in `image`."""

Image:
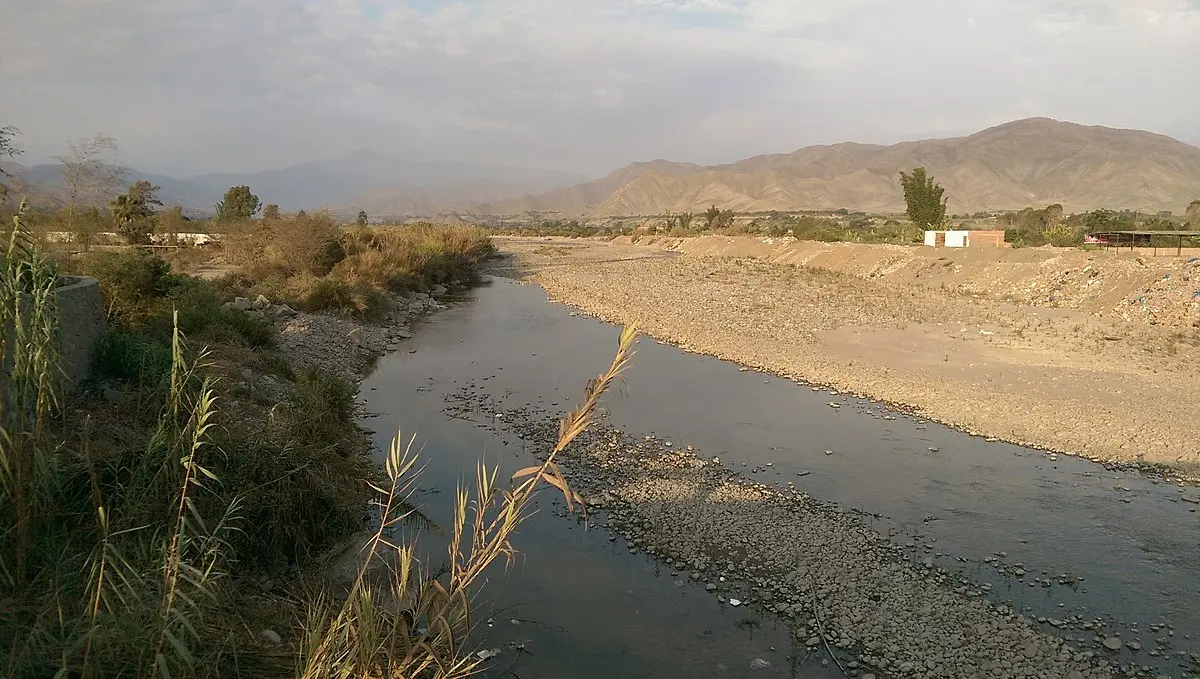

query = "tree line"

[1,128,376,247]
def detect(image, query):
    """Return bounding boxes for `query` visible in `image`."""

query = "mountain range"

[5,118,1199,218]
[484,118,1200,216]
[0,152,591,218]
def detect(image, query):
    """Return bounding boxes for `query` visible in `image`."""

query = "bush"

[217,217,493,319]
[79,249,179,321]
[301,277,390,320]
[93,329,173,384]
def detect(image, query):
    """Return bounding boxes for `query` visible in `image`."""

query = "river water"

[358,276,1200,678]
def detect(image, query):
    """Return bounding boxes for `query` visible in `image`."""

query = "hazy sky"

[3,0,1199,178]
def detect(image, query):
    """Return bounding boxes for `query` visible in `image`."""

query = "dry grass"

[219,214,494,319]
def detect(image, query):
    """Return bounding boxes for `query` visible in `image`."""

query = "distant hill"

[483,118,1200,216]
[1,151,590,217]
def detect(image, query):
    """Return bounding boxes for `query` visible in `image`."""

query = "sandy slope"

[493,236,1200,472]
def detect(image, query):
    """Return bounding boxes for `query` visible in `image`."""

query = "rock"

[476,648,501,660]
[1102,637,1123,651]
[273,304,297,318]
[233,296,252,310]
[705,583,717,591]
[806,636,821,647]
[749,658,771,669]
[431,284,448,296]
[260,629,281,645]
[251,294,271,311]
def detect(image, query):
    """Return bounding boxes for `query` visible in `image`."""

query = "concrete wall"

[944,230,968,248]
[55,276,107,390]
[4,276,106,394]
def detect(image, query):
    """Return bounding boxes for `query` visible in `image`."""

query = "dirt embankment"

[617,235,1200,331]
[495,236,1200,472]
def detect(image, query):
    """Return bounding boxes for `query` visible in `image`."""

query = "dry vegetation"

[219,213,495,319]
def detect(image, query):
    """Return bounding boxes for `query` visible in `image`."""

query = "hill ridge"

[486,118,1200,216]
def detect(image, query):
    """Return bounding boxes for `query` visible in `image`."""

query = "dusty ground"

[492,236,1200,472]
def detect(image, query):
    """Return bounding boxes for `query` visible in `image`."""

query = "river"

[358,275,1200,678]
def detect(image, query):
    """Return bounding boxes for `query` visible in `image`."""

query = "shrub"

[93,328,174,384]
[79,249,178,321]
[301,277,390,320]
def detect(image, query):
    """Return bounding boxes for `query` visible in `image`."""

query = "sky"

[2,0,1199,178]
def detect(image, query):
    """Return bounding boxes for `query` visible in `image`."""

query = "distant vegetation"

[998,206,1196,248]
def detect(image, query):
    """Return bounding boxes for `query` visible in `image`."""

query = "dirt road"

[494,236,1200,473]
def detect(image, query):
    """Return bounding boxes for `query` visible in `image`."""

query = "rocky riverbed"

[227,283,459,385]
[445,385,1200,679]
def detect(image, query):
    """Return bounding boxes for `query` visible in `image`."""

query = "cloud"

[2,0,1198,176]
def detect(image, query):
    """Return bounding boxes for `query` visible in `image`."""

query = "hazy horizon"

[4,0,1199,178]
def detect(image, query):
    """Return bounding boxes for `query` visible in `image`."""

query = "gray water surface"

[359,276,1200,677]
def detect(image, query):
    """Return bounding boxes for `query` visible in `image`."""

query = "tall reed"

[0,199,62,586]
[299,324,638,678]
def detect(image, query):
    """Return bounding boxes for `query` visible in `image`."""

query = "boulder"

[233,296,253,310]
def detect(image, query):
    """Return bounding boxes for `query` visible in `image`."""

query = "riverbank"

[0,220,480,676]
[494,236,1200,475]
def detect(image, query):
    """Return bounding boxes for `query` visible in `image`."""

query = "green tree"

[109,180,162,244]
[262,203,281,220]
[703,205,734,230]
[356,209,369,227]
[898,167,947,228]
[1187,200,1200,228]
[215,185,261,221]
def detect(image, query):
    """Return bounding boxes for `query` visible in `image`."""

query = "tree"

[898,167,947,228]
[262,203,281,220]
[356,209,369,227]
[156,204,186,244]
[56,134,126,245]
[1045,203,1064,226]
[703,205,734,230]
[110,180,162,244]
[1,125,21,201]
[215,185,261,220]
[1187,200,1200,228]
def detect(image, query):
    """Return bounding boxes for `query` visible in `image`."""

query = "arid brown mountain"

[485,118,1200,216]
